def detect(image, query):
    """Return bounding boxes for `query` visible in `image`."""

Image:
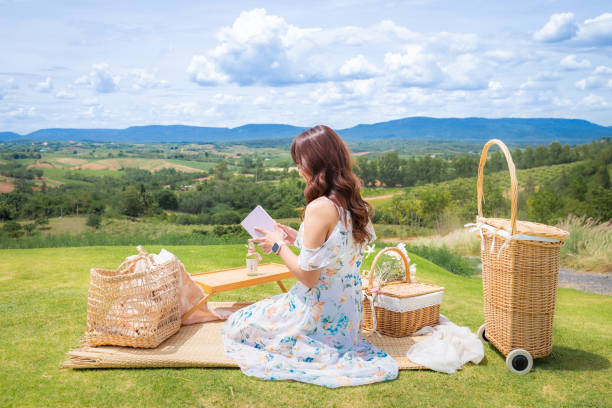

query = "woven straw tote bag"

[362,246,445,338]
[84,246,181,348]
[467,139,570,374]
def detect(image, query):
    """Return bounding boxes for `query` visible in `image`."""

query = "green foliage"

[155,189,178,210]
[2,220,22,238]
[120,186,144,217]
[404,244,478,276]
[86,213,102,229]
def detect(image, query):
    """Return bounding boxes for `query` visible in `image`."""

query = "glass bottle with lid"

[246,241,260,276]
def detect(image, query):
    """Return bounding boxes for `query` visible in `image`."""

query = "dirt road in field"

[363,194,396,201]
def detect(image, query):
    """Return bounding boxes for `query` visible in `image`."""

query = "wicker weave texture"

[84,247,181,348]
[477,139,568,359]
[481,236,562,358]
[362,246,444,337]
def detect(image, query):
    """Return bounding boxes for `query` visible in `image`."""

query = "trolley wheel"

[506,349,533,374]
[477,324,489,344]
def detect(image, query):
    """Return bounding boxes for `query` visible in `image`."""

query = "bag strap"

[116,246,155,274]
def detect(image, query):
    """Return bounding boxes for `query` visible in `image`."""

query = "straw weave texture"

[64,301,429,370]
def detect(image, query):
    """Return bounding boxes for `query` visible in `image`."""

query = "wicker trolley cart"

[362,246,445,338]
[468,139,569,374]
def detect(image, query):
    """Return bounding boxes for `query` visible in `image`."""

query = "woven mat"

[62,301,429,370]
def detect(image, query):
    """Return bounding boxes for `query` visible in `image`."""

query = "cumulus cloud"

[581,93,608,108]
[534,12,578,42]
[560,54,592,70]
[187,8,322,86]
[535,12,612,46]
[309,79,376,107]
[575,65,612,90]
[576,13,612,45]
[338,55,379,79]
[186,9,485,89]
[127,69,169,90]
[384,45,443,87]
[187,56,229,86]
[75,63,119,93]
[440,54,488,90]
[35,76,53,92]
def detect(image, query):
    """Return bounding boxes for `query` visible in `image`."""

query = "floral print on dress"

[221,196,395,388]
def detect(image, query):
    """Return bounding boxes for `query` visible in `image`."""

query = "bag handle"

[366,247,410,290]
[477,139,518,235]
[116,245,154,275]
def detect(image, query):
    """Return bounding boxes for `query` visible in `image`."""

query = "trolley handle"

[477,139,518,235]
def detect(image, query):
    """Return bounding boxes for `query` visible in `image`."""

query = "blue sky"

[0,0,611,134]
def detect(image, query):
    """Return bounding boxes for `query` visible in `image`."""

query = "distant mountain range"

[2,117,611,145]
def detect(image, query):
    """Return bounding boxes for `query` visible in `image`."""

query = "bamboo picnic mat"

[62,301,428,370]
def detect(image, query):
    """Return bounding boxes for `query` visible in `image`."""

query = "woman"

[221,125,398,388]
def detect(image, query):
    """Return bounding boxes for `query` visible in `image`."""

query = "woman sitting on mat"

[221,125,398,388]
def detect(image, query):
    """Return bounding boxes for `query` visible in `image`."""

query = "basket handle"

[477,139,518,235]
[366,247,411,290]
[116,245,154,274]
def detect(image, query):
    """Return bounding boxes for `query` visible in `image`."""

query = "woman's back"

[295,195,376,351]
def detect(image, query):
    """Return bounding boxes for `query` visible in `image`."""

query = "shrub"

[87,213,102,229]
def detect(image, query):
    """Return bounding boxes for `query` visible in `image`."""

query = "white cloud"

[535,12,612,46]
[6,106,37,119]
[575,65,612,90]
[309,79,376,107]
[55,90,76,99]
[581,93,608,108]
[75,63,119,93]
[560,54,591,70]
[35,76,53,92]
[187,8,322,86]
[338,55,378,79]
[553,96,573,107]
[534,12,578,42]
[127,68,169,90]
[384,45,443,87]
[253,96,267,105]
[212,93,242,104]
[576,13,612,45]
[440,54,488,90]
[486,50,515,61]
[187,56,229,86]
[78,104,105,118]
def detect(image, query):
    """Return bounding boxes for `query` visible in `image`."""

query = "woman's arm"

[251,199,337,289]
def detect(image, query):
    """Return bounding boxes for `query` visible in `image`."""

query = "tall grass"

[403,244,478,276]
[0,231,244,249]
[410,228,481,256]
[556,214,612,273]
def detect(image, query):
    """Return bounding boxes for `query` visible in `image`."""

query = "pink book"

[240,205,279,239]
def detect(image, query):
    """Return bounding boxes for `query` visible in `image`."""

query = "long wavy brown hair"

[290,125,374,245]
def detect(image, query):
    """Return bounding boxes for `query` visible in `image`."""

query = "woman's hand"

[275,222,298,246]
[250,224,286,254]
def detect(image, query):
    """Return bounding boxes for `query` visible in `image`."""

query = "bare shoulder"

[305,197,338,223]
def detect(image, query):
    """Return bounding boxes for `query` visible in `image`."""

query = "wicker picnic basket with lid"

[362,247,445,338]
[470,139,570,374]
[84,246,181,348]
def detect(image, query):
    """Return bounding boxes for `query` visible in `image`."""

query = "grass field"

[0,244,610,407]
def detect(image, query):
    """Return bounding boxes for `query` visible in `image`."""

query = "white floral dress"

[221,196,399,388]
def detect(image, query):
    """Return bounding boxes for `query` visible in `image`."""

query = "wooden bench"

[182,263,293,322]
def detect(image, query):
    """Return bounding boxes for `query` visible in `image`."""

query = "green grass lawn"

[0,245,610,407]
